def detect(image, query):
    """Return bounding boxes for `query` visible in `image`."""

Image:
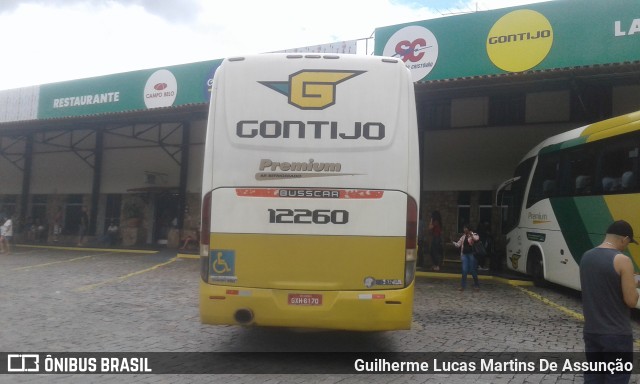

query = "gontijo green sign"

[374,0,640,82]
[38,59,222,119]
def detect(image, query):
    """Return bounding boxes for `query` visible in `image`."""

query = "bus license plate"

[288,294,322,306]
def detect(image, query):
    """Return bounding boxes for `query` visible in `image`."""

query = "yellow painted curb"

[17,244,158,254]
[512,285,584,322]
[416,271,534,286]
[177,253,200,259]
[11,255,95,271]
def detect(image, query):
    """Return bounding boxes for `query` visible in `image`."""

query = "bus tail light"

[405,195,418,286]
[200,191,212,282]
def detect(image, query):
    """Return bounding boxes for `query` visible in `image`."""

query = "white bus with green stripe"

[199,54,420,331]
[498,111,640,290]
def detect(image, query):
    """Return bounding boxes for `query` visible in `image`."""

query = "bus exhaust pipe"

[234,309,254,324]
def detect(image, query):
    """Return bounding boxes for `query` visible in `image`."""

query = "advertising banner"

[374,0,640,82]
[37,59,222,119]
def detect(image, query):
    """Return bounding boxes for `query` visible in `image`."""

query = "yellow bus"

[497,111,640,293]
[199,54,420,331]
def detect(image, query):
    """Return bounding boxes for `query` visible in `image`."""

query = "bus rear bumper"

[199,280,414,331]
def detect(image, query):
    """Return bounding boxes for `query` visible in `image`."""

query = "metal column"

[90,129,104,235]
[19,134,33,225]
[177,121,190,230]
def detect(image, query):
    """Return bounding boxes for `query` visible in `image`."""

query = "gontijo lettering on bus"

[236,120,385,140]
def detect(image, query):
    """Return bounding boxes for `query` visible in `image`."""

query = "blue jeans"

[583,333,633,384]
[461,253,479,289]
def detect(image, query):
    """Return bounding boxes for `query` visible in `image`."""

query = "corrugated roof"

[416,61,640,89]
[0,103,208,133]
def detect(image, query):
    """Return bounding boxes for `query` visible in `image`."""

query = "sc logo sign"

[382,25,440,82]
[394,38,428,63]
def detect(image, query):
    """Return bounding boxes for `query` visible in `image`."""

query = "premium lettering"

[259,159,341,173]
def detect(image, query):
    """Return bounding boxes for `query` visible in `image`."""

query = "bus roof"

[521,110,640,161]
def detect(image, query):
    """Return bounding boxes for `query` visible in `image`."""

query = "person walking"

[580,220,639,384]
[452,224,480,291]
[0,215,14,254]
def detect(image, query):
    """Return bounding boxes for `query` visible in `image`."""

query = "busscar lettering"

[236,120,385,140]
[278,189,340,198]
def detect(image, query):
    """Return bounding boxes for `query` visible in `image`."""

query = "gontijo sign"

[374,0,640,82]
[486,9,553,73]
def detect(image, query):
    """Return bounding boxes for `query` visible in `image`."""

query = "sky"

[0,0,553,91]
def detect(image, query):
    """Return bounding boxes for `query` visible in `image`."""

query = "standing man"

[580,220,638,384]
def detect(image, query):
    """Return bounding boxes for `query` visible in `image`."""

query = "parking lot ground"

[1,245,639,383]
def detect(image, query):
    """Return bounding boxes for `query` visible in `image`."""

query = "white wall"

[451,97,488,127]
[0,137,25,194]
[31,151,95,194]
[2,119,207,196]
[187,120,206,193]
[526,90,570,123]
[423,123,576,191]
[421,89,578,191]
[613,85,640,117]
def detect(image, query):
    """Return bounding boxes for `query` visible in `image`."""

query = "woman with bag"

[452,224,480,291]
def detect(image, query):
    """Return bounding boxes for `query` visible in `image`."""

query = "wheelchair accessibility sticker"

[210,249,237,283]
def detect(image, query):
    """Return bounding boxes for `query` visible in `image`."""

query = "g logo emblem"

[260,70,364,110]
